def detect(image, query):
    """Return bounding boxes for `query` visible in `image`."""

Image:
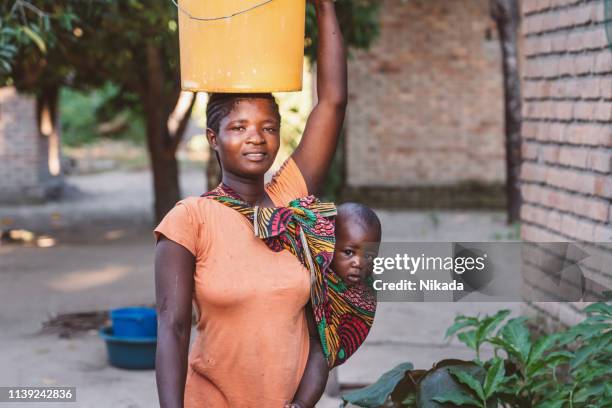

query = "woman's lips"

[243,152,267,162]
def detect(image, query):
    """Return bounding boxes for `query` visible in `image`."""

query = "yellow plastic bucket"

[177,0,306,93]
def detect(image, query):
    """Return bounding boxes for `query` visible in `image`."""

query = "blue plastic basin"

[99,326,156,370]
[110,307,157,338]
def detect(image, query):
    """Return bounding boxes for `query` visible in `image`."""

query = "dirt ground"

[0,164,522,407]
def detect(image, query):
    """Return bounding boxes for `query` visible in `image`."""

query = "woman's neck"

[221,173,266,205]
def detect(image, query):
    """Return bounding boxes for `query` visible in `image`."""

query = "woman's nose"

[245,129,265,144]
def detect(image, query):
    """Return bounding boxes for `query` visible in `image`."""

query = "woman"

[154,1,346,407]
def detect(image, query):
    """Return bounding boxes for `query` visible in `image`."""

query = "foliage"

[341,302,612,408]
[60,84,145,147]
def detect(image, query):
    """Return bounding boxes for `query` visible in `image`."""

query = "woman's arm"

[155,237,196,408]
[292,0,347,196]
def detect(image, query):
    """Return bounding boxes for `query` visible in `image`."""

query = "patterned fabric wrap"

[202,184,377,368]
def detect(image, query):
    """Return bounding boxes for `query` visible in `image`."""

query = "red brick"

[579,78,601,99]
[595,175,612,199]
[522,122,539,140]
[555,102,574,120]
[585,29,609,50]
[521,162,548,182]
[542,145,560,163]
[594,102,612,121]
[590,1,605,23]
[556,55,573,76]
[522,142,539,160]
[521,183,539,202]
[558,146,587,168]
[587,150,611,173]
[547,210,562,230]
[600,78,612,98]
[547,123,567,143]
[572,54,595,75]
[594,51,612,74]
[594,224,612,242]
[573,102,595,120]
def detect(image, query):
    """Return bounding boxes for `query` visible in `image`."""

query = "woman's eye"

[232,126,245,131]
[264,127,277,132]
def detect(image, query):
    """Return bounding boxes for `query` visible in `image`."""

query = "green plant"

[341,302,612,408]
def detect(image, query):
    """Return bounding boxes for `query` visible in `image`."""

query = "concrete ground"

[0,166,522,407]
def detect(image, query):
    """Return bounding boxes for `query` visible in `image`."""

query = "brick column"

[0,87,47,203]
[519,0,611,330]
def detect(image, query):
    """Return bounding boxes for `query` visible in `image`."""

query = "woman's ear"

[206,128,218,150]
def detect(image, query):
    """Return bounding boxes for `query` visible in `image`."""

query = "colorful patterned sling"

[202,183,377,368]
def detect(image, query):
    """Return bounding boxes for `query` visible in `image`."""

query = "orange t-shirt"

[154,158,311,408]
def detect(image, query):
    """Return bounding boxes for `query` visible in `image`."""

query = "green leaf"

[573,383,606,403]
[483,358,505,398]
[535,400,566,408]
[449,368,486,401]
[584,302,612,316]
[476,310,511,343]
[341,362,413,408]
[571,337,610,369]
[527,350,572,377]
[432,390,483,407]
[458,330,478,350]
[446,318,478,339]
[21,26,46,53]
[499,317,531,364]
[528,333,560,367]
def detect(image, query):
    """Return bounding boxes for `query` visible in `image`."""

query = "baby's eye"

[343,249,354,256]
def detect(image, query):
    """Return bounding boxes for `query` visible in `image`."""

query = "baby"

[287,202,382,408]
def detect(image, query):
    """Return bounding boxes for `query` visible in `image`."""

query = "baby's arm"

[287,303,329,408]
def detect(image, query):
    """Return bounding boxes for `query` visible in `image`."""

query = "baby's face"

[331,219,380,286]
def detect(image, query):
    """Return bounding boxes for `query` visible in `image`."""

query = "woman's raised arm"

[292,0,347,196]
[155,237,195,408]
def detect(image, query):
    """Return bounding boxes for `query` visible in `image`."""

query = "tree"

[2,0,382,222]
[489,0,522,224]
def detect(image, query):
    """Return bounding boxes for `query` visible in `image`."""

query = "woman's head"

[206,93,281,179]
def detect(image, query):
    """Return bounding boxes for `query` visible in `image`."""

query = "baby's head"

[331,203,382,286]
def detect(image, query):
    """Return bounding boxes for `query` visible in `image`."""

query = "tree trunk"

[151,144,181,223]
[142,44,195,223]
[490,0,522,224]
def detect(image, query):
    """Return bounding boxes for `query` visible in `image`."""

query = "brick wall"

[0,87,47,203]
[343,0,506,207]
[519,0,611,329]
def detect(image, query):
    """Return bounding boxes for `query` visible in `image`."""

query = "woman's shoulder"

[176,195,220,222]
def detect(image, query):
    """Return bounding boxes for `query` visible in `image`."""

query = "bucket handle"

[171,0,274,21]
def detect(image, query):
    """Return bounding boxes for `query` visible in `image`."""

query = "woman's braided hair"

[206,92,281,134]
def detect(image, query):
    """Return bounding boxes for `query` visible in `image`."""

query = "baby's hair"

[206,92,281,134]
[336,202,382,241]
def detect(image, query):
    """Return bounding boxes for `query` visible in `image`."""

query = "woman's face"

[208,98,280,179]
